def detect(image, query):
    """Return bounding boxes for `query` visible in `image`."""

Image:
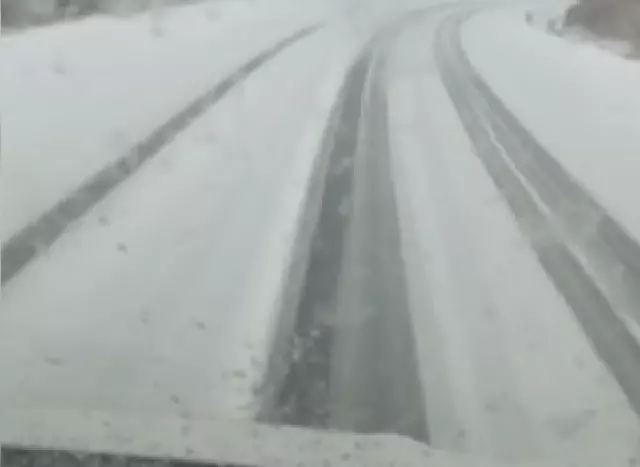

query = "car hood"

[0,407,620,467]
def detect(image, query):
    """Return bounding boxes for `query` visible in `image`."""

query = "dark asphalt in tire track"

[265,32,427,442]
[267,50,372,430]
[435,13,640,417]
[328,54,428,443]
[1,24,320,285]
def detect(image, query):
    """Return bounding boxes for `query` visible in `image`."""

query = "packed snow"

[462,11,640,257]
[386,10,640,465]
[0,0,369,440]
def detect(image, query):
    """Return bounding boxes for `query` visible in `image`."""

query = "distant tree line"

[2,0,168,28]
[564,0,640,53]
[4,0,92,27]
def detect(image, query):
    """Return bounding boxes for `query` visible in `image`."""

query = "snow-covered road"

[2,1,640,466]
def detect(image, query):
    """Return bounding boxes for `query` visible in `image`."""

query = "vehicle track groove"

[2,25,320,284]
[435,13,640,417]
[268,50,372,429]
[267,26,428,442]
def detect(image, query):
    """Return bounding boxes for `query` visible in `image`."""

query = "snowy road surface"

[2,1,640,465]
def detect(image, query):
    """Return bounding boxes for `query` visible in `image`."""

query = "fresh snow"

[0,409,568,467]
[520,0,574,31]
[386,11,640,465]
[462,11,640,263]
[4,2,640,466]
[0,13,361,431]
[0,0,330,243]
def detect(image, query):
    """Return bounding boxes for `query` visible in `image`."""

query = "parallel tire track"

[268,50,372,430]
[264,37,427,442]
[435,13,640,417]
[328,53,428,442]
[1,25,320,284]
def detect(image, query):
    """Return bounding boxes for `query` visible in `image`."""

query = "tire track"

[328,52,428,442]
[264,28,427,442]
[448,17,640,319]
[267,50,372,429]
[1,25,320,285]
[435,13,640,417]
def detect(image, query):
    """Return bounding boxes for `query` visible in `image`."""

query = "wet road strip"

[268,51,372,429]
[266,43,428,442]
[328,54,428,442]
[1,25,321,284]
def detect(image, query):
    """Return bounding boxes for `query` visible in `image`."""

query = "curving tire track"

[435,11,640,417]
[262,18,428,442]
[1,25,320,285]
[268,49,374,431]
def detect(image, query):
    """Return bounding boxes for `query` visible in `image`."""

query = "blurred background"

[564,0,640,56]
[2,0,204,29]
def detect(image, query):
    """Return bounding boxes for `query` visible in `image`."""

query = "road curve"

[435,10,640,418]
[4,3,640,464]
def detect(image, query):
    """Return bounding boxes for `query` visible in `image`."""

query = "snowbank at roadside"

[462,11,640,249]
[522,0,575,32]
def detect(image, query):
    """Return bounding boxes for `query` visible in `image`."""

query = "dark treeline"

[565,0,640,54]
[2,0,166,28]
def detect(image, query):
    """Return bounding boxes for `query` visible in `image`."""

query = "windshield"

[1,0,640,466]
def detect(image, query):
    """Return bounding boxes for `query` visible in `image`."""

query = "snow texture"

[0,0,330,243]
[0,2,360,443]
[462,11,640,260]
[386,9,640,465]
